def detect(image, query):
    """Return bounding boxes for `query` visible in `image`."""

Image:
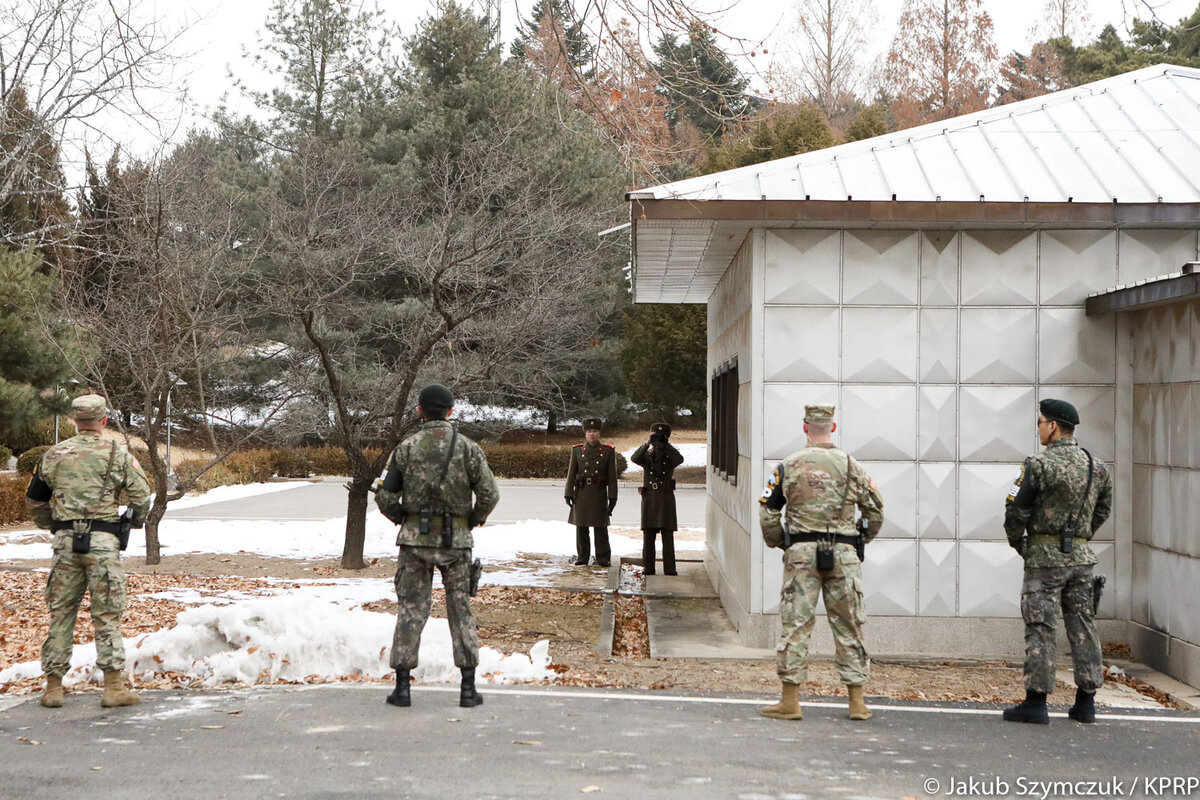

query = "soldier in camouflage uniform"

[629,422,685,575]
[758,405,884,721]
[375,383,500,708]
[1003,398,1112,725]
[564,418,618,567]
[25,394,151,709]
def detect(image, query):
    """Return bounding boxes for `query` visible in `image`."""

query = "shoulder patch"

[603,444,614,450]
[131,455,142,471]
[573,443,583,448]
[868,476,878,492]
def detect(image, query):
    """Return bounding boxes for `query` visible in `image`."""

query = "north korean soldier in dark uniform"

[1003,399,1113,725]
[375,384,500,709]
[630,422,684,575]
[564,417,618,567]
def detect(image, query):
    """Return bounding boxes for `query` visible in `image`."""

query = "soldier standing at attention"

[375,384,500,709]
[25,394,151,709]
[564,418,618,567]
[758,405,884,721]
[1003,399,1112,725]
[630,422,684,576]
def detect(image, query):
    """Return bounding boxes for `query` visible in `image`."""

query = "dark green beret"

[583,417,602,431]
[651,422,671,438]
[418,383,454,411]
[1039,398,1079,426]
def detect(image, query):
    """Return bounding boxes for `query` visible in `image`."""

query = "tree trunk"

[546,408,558,434]
[340,472,372,569]
[144,484,168,565]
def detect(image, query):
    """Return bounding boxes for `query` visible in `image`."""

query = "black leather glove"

[607,498,617,514]
[565,497,574,508]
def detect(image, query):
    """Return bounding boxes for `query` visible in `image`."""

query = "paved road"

[166,480,708,528]
[2,686,1197,800]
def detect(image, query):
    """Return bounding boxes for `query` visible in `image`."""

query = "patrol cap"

[1039,398,1079,426]
[651,422,671,438]
[417,383,454,411]
[583,417,602,431]
[804,405,835,424]
[71,394,108,421]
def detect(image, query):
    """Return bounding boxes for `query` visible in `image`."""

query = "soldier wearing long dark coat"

[564,418,618,567]
[629,422,684,575]
[1002,398,1112,725]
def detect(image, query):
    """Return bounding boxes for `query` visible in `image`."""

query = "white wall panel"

[918,540,957,615]
[1131,544,1151,625]
[762,383,838,459]
[1146,547,1174,634]
[959,542,1023,616]
[1132,384,1153,463]
[919,309,958,383]
[863,540,918,615]
[958,464,1018,539]
[1171,557,1200,644]
[1169,469,1193,555]
[765,230,841,304]
[1132,465,1152,545]
[920,231,959,305]
[1038,309,1116,384]
[843,231,919,305]
[1132,310,1157,384]
[919,463,957,538]
[1167,384,1193,468]
[1190,471,1200,558]
[1039,230,1117,305]
[1092,542,1116,619]
[1165,304,1194,384]
[960,308,1037,383]
[959,386,1036,462]
[919,386,957,460]
[763,306,839,382]
[961,231,1037,305]
[860,461,917,538]
[1038,385,1116,463]
[1149,466,1173,550]
[843,308,917,382]
[841,386,918,460]
[1118,229,1198,284]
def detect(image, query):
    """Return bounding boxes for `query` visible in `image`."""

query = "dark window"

[710,359,739,483]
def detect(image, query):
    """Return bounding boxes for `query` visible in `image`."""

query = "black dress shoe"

[644,570,656,576]
[574,557,588,566]
[596,561,610,568]
[664,571,678,576]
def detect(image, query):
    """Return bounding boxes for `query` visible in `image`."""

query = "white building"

[627,65,1200,687]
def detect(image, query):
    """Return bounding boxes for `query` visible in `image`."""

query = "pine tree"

[698,104,835,174]
[618,304,706,423]
[510,0,592,70]
[996,43,1066,103]
[653,23,758,143]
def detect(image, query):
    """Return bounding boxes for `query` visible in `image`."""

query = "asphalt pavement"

[2,685,1198,800]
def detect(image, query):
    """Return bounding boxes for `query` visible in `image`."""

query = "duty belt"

[645,478,675,491]
[788,532,859,545]
[52,519,123,534]
[576,477,607,487]
[1029,534,1088,547]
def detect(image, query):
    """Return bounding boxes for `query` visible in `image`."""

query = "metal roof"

[1086,262,1200,314]
[629,65,1200,303]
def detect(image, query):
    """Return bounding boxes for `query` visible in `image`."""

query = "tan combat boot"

[40,674,64,708]
[100,670,141,708]
[760,682,803,720]
[848,684,872,720]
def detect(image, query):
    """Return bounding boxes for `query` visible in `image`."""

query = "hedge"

[0,445,12,466]
[481,443,627,479]
[0,474,29,525]
[17,446,50,475]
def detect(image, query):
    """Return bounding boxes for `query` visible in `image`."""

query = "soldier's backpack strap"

[91,440,120,520]
[431,428,459,505]
[1068,448,1095,534]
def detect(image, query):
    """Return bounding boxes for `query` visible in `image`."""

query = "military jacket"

[1004,437,1112,568]
[630,440,684,530]
[375,420,499,549]
[565,441,618,527]
[759,443,884,544]
[25,432,152,529]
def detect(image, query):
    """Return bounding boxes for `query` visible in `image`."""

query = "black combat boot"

[459,668,484,708]
[386,669,411,707]
[1002,690,1049,724]
[1067,687,1096,723]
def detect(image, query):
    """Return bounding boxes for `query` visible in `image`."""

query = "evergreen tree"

[697,104,835,174]
[618,304,706,424]
[510,0,592,70]
[844,105,893,142]
[653,23,758,143]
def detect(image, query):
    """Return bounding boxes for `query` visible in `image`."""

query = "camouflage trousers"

[41,533,127,677]
[1020,564,1104,694]
[776,542,869,685]
[391,545,478,670]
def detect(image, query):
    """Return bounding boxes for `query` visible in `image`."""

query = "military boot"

[386,669,411,707]
[760,682,803,720]
[848,684,872,720]
[1002,690,1049,724]
[100,670,140,708]
[460,668,484,708]
[1067,688,1096,723]
[40,674,64,708]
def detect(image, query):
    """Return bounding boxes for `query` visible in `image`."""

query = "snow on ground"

[621,443,707,474]
[165,480,312,510]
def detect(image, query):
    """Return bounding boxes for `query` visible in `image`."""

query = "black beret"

[650,422,671,438]
[1040,398,1079,426]
[583,417,602,431]
[418,383,454,410]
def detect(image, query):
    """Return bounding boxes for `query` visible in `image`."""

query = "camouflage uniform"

[376,419,499,670]
[1005,436,1112,694]
[760,431,884,686]
[26,418,151,678]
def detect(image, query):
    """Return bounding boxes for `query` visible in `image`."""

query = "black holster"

[71,521,91,554]
[815,543,835,572]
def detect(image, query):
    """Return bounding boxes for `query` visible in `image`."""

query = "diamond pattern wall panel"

[1037,386,1116,462]
[1118,229,1198,284]
[763,384,838,460]
[1149,466,1173,550]
[1172,557,1200,643]
[842,308,917,382]
[918,540,957,616]
[841,386,917,460]
[763,306,840,382]
[919,386,957,461]
[737,380,752,457]
[1039,230,1117,305]
[959,386,1035,462]
[1039,308,1116,384]
[1191,471,1200,557]
[920,231,959,305]
[919,463,957,538]
[1133,385,1152,464]
[843,231,919,305]
[1166,304,1195,384]
[862,540,917,615]
[959,542,1023,617]
[1149,386,1171,466]
[859,461,917,538]
[765,230,841,305]
[960,231,1037,305]
[1167,384,1193,468]
[1193,384,1200,469]
[1131,544,1151,626]
[1132,465,1152,545]
[960,308,1036,383]
[959,464,1019,539]
[1132,310,1159,385]
[1169,469,1193,555]
[1146,546,1174,634]
[919,309,958,383]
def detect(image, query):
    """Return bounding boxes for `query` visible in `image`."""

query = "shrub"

[271,449,313,478]
[480,444,626,479]
[0,474,30,524]
[300,446,352,476]
[0,445,12,466]
[224,449,275,483]
[17,446,51,475]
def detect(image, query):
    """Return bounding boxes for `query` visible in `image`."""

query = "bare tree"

[773,0,876,127]
[1030,0,1094,43]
